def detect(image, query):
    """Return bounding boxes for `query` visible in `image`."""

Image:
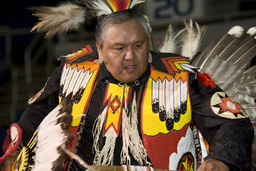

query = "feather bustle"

[163,22,256,170]
[226,37,256,63]
[193,26,245,71]
[218,33,249,60]
[191,38,219,67]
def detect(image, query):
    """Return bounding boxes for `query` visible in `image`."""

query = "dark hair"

[95,9,150,45]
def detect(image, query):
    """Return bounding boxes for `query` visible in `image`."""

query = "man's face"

[96,19,149,83]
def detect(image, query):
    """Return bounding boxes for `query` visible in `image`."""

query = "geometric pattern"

[211,92,248,119]
[110,95,121,114]
[176,152,194,171]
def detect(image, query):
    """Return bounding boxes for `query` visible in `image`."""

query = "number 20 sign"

[144,0,205,26]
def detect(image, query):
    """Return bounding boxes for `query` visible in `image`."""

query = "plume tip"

[247,27,256,36]
[228,26,244,37]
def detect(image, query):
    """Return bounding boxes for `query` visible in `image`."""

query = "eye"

[134,41,144,48]
[113,46,124,51]
[116,47,123,50]
[134,44,142,48]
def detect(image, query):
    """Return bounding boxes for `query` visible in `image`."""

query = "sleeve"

[17,61,65,145]
[188,73,254,170]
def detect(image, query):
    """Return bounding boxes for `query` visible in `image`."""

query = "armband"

[0,123,23,163]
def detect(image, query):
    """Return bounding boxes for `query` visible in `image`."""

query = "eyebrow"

[113,40,145,46]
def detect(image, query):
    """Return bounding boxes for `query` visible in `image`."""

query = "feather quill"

[226,37,256,64]
[218,33,249,60]
[192,26,244,70]
[30,3,86,38]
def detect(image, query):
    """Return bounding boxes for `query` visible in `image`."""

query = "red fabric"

[142,124,190,170]
[197,72,216,89]
[2,129,10,153]
[63,126,79,171]
[0,123,23,163]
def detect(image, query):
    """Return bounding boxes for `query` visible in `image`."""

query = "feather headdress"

[89,0,144,16]
[30,0,145,38]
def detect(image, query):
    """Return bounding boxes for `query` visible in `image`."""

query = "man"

[0,1,254,170]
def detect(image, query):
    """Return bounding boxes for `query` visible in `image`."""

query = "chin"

[122,77,140,83]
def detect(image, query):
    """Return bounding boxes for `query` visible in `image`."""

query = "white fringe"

[93,85,149,166]
[93,106,117,165]
[127,93,149,166]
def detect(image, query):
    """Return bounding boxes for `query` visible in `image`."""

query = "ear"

[96,42,103,61]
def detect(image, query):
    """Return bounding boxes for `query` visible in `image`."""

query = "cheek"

[139,51,149,63]
[105,56,123,73]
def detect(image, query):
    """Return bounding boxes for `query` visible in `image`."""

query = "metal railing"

[0,27,46,124]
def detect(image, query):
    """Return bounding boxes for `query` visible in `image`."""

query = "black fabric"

[189,74,254,171]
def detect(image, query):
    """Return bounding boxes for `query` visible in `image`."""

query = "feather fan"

[162,22,256,169]
[32,93,74,171]
[191,26,256,170]
[30,2,86,38]
[191,26,244,69]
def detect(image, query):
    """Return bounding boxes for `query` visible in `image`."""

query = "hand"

[197,158,230,171]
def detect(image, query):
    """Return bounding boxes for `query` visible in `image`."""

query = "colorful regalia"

[4,44,252,171]
[0,0,255,170]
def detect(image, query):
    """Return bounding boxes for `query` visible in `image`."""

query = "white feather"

[33,105,64,170]
[31,3,85,38]
[32,94,73,170]
[227,25,244,37]
[130,0,145,8]
[159,24,181,53]
[180,63,198,73]
[247,27,256,36]
[181,20,206,59]
[89,0,113,16]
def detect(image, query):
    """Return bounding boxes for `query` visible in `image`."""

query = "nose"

[124,47,136,60]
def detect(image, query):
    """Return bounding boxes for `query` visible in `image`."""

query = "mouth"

[125,65,136,71]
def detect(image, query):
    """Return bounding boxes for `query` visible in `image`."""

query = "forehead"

[103,19,147,42]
